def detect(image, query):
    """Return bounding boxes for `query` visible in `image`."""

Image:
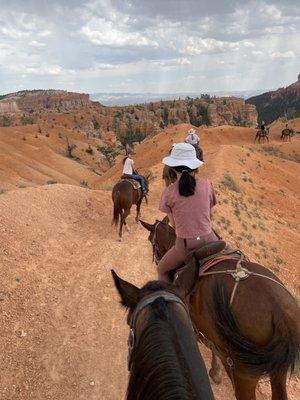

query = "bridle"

[150,221,173,265]
[150,221,162,264]
[127,291,189,371]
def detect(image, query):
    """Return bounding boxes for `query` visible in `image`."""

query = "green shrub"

[222,173,240,193]
[98,146,119,167]
[86,145,93,155]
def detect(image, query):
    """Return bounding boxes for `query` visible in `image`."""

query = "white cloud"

[261,4,282,21]
[80,17,158,47]
[184,37,240,55]
[242,41,255,48]
[270,50,295,59]
[29,40,46,48]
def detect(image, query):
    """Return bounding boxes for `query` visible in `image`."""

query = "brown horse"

[112,174,149,239]
[111,269,215,399]
[281,128,295,142]
[140,218,300,400]
[254,128,269,144]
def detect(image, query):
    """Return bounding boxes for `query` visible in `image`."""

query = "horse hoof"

[118,237,122,242]
[209,368,222,385]
[125,225,130,232]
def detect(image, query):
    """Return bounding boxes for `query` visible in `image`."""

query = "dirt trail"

[0,122,299,399]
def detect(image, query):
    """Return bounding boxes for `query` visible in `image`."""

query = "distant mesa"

[0,89,93,114]
[247,74,300,123]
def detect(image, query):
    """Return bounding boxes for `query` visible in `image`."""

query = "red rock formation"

[247,74,300,123]
[0,90,91,113]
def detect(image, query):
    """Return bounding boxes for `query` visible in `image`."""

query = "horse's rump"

[213,279,300,377]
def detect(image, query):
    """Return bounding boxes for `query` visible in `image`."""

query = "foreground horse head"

[111,269,214,400]
[140,217,300,400]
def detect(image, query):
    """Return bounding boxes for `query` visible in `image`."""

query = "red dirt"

[0,121,299,399]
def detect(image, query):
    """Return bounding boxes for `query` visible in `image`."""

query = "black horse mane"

[126,295,213,400]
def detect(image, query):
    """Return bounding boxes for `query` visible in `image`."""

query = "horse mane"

[127,295,212,400]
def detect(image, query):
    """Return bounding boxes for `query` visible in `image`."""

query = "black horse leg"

[136,198,142,223]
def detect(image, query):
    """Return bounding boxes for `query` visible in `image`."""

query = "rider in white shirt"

[122,153,147,194]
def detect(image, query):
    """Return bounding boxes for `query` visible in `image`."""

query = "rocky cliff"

[0,90,257,139]
[0,90,91,113]
[96,96,257,141]
[246,74,300,123]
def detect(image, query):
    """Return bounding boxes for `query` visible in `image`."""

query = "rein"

[127,291,189,371]
[150,221,172,265]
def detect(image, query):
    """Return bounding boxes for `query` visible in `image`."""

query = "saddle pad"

[199,254,242,276]
[121,178,141,190]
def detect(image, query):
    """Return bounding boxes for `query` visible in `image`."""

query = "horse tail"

[213,282,300,377]
[112,190,121,226]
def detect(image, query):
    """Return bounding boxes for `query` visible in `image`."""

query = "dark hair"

[123,156,128,165]
[173,165,197,197]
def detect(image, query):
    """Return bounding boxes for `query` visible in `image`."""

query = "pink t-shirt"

[159,178,217,239]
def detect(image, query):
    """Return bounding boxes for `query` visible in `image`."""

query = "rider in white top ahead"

[185,128,200,146]
[122,152,147,194]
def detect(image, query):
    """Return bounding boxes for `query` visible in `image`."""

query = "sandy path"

[0,122,299,399]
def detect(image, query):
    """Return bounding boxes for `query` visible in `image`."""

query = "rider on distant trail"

[158,142,218,282]
[185,128,200,146]
[185,128,203,161]
[122,152,148,195]
[261,120,266,133]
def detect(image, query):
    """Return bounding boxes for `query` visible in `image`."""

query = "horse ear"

[174,256,199,297]
[139,219,154,231]
[111,270,140,308]
[162,215,169,225]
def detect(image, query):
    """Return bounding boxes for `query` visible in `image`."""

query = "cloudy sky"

[0,0,299,94]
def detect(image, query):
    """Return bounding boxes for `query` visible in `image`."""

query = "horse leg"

[221,361,258,400]
[136,198,142,223]
[119,208,130,240]
[233,373,259,400]
[209,350,222,384]
[270,372,287,400]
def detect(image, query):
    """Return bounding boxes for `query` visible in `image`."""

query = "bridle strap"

[129,291,188,328]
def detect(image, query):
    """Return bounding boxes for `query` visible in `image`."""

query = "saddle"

[170,240,244,282]
[120,175,141,190]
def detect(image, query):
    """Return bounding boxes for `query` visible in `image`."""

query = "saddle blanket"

[199,253,242,276]
[120,177,141,190]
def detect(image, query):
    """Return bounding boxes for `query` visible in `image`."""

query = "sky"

[0,0,299,94]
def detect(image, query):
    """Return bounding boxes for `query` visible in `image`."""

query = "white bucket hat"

[162,142,203,169]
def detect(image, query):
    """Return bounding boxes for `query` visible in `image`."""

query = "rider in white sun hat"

[158,142,219,282]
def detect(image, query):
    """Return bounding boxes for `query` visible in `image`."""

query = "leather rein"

[127,291,189,371]
[150,221,173,265]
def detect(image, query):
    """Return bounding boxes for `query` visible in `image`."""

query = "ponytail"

[173,166,196,197]
[122,156,128,165]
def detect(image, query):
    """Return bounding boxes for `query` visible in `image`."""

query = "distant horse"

[111,269,214,400]
[254,127,269,143]
[281,128,295,142]
[112,174,149,239]
[140,217,300,400]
